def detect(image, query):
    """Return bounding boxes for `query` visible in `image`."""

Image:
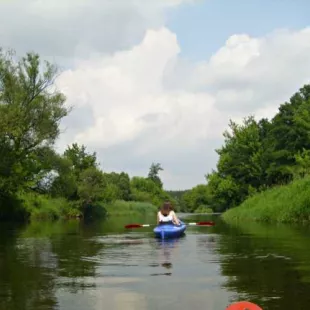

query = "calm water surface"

[1,213,310,310]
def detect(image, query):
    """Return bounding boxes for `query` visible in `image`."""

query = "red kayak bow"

[226,301,263,310]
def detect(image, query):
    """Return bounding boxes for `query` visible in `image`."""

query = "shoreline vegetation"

[2,49,310,224]
[180,83,310,223]
[222,176,310,224]
[0,50,176,222]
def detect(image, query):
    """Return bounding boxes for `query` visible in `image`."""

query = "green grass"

[19,192,81,221]
[194,205,213,214]
[222,176,310,224]
[104,200,158,216]
[4,192,157,222]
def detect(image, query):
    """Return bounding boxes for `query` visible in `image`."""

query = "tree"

[64,143,97,176]
[181,184,211,212]
[206,171,241,212]
[207,116,266,210]
[197,84,310,212]
[0,50,69,201]
[148,162,163,188]
[77,167,106,202]
[265,85,310,185]
[102,172,132,201]
[48,144,100,201]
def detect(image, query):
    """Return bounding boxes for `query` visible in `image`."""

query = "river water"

[1,213,310,310]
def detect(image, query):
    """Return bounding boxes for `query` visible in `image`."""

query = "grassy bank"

[222,176,310,223]
[104,200,158,216]
[194,205,213,214]
[20,192,85,221]
[13,193,158,221]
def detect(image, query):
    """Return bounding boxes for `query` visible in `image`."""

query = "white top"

[158,211,173,222]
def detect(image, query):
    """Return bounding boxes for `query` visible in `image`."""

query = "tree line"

[2,48,309,218]
[182,84,310,213]
[0,49,175,220]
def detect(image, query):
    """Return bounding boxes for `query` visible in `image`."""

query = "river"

[1,213,310,310]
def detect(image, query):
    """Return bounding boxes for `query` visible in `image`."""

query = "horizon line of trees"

[3,47,309,218]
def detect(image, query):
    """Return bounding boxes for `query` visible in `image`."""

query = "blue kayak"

[153,221,186,239]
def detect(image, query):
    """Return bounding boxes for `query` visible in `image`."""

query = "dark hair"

[160,201,173,214]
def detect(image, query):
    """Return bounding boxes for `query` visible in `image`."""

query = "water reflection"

[2,214,310,309]
[0,224,58,310]
[212,220,310,309]
[148,237,183,276]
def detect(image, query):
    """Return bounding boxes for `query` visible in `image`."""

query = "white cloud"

[56,28,223,154]
[55,26,310,189]
[2,0,310,190]
[0,0,195,65]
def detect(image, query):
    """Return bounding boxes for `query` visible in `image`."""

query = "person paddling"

[157,201,180,226]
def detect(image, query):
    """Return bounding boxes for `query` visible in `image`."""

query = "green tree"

[130,176,175,207]
[77,167,105,202]
[102,172,131,201]
[198,84,310,212]
[48,155,77,199]
[206,171,241,212]
[148,162,163,188]
[265,86,310,184]
[64,143,97,176]
[292,148,310,179]
[181,184,211,212]
[0,50,69,206]
[206,116,265,210]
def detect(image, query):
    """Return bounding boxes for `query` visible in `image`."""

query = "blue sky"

[167,0,310,61]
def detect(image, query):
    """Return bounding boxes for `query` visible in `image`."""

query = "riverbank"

[194,206,213,214]
[222,176,310,223]
[1,192,158,222]
[104,200,158,216]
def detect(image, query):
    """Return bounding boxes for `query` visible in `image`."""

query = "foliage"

[148,162,163,188]
[0,49,69,201]
[222,176,310,223]
[104,200,157,216]
[166,189,189,211]
[183,84,310,216]
[130,176,176,208]
[18,191,79,221]
[181,184,212,212]
[0,49,175,222]
[193,205,213,214]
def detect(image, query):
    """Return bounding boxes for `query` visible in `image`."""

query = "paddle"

[125,221,215,229]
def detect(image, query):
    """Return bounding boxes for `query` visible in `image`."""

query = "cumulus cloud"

[2,1,310,189]
[57,28,219,149]
[55,26,310,189]
[0,0,195,65]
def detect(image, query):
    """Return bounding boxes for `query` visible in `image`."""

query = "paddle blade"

[187,221,215,226]
[197,221,215,226]
[125,224,150,229]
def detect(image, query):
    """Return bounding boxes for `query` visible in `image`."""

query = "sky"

[1,0,310,190]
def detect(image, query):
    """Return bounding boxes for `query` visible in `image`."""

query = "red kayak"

[226,301,263,310]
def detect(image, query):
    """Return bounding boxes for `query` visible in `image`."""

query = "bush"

[194,205,213,214]
[104,200,157,216]
[222,176,310,223]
